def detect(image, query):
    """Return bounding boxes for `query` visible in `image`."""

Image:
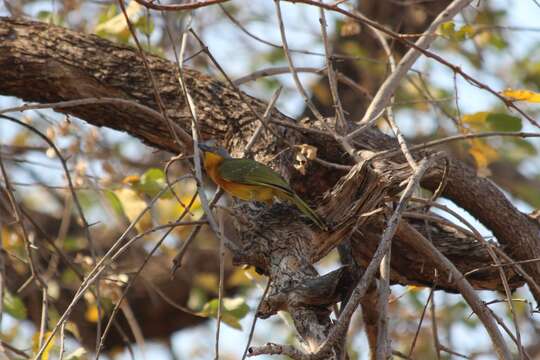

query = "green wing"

[219,159,327,229]
[218,159,293,194]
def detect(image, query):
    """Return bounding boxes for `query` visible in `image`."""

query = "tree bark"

[1,17,539,351]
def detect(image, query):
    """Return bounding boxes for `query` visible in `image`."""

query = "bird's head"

[198,141,231,169]
[198,141,231,158]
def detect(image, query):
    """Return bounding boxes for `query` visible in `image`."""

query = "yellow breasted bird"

[198,142,326,230]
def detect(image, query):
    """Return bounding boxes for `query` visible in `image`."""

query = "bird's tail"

[283,192,327,230]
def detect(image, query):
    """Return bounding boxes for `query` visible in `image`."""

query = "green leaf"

[263,48,285,64]
[223,297,250,319]
[136,168,172,198]
[439,22,473,42]
[456,24,474,41]
[37,11,64,25]
[198,297,249,330]
[134,14,154,37]
[489,33,508,50]
[511,139,537,156]
[104,189,124,216]
[439,21,456,39]
[4,289,27,319]
[515,184,540,208]
[486,113,522,132]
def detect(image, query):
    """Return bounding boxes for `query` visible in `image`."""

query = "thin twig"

[273,0,359,161]
[318,4,347,132]
[220,4,382,63]
[374,131,540,160]
[234,66,372,99]
[133,0,228,11]
[96,219,202,356]
[0,149,46,289]
[397,223,512,359]
[313,156,436,359]
[287,0,540,130]
[244,87,283,156]
[174,30,231,360]
[408,287,434,357]
[118,0,189,151]
[170,189,223,275]
[241,279,272,360]
[0,98,192,149]
[215,213,227,360]
[407,198,523,356]
[342,0,475,139]
[0,341,29,359]
[30,178,191,359]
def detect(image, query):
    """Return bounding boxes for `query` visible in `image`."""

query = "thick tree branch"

[1,17,539,355]
[0,17,535,294]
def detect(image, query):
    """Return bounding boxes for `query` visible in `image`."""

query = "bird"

[198,141,327,230]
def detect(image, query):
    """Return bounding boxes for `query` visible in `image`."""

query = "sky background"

[1,0,540,359]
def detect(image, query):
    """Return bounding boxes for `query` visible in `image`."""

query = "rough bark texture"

[1,16,539,353]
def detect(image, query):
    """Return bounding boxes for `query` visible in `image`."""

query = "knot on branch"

[258,266,355,319]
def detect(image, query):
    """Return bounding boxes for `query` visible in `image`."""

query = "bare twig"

[96,177,203,355]
[133,0,229,11]
[30,177,192,359]
[170,189,223,274]
[343,0,474,139]
[374,131,540,160]
[220,4,382,63]
[430,273,442,360]
[118,0,188,151]
[234,66,372,99]
[241,279,272,360]
[244,87,283,156]
[0,148,46,289]
[215,211,227,360]
[408,287,434,357]
[318,5,347,132]
[397,222,512,359]
[408,198,524,356]
[0,341,29,359]
[314,156,436,359]
[287,0,540,130]
[273,0,359,161]
[248,343,309,360]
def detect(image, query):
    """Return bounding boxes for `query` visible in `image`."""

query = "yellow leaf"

[114,188,152,233]
[2,226,23,252]
[2,226,11,249]
[469,139,499,170]
[32,331,55,360]
[501,88,540,103]
[85,304,100,323]
[227,268,251,287]
[95,1,142,35]
[407,285,422,294]
[66,321,81,341]
[461,111,489,129]
[122,174,140,185]
[194,273,219,293]
[227,267,264,287]
[11,131,30,147]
